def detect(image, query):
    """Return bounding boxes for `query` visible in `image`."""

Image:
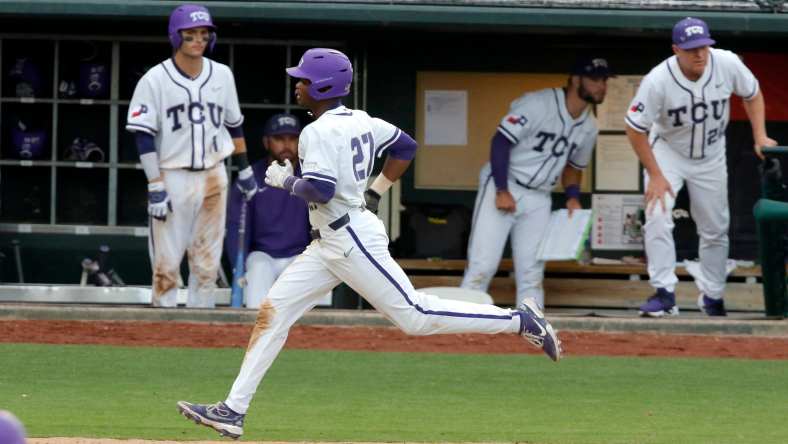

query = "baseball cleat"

[177,400,244,439]
[517,299,562,362]
[638,288,679,318]
[697,294,727,316]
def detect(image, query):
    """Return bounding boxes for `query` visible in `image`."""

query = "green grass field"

[1,343,787,444]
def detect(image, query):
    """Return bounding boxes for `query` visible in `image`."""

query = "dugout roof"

[3,0,788,34]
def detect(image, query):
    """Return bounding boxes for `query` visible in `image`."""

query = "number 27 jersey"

[298,106,401,229]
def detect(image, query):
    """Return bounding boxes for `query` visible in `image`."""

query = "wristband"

[565,184,581,200]
[370,174,394,195]
[232,152,250,171]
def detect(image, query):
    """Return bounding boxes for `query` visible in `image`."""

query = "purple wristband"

[565,184,581,200]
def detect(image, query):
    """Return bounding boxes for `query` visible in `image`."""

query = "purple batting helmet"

[168,4,217,52]
[0,410,26,444]
[286,48,353,101]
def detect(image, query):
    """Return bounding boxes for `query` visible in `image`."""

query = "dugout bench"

[396,258,766,312]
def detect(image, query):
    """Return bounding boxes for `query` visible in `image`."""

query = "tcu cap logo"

[277,116,297,127]
[685,25,704,37]
[190,11,210,22]
[591,58,608,68]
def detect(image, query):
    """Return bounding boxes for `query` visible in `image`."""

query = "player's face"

[672,45,709,80]
[264,134,299,163]
[578,76,608,105]
[294,79,315,108]
[179,27,211,58]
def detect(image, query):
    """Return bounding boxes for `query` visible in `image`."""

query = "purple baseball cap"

[263,113,301,136]
[672,17,716,50]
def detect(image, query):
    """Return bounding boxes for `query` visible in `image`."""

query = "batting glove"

[236,166,259,201]
[364,189,381,214]
[264,159,294,190]
[148,181,172,221]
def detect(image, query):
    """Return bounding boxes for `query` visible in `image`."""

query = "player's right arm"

[624,72,674,214]
[126,74,172,221]
[490,96,536,213]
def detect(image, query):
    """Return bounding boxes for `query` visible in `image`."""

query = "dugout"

[0,1,787,299]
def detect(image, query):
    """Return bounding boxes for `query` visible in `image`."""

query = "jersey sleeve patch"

[506,114,527,126]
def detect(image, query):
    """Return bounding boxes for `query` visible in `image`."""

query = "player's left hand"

[754,136,778,160]
[264,159,294,189]
[566,197,582,218]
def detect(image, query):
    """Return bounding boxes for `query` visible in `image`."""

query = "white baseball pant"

[149,165,228,308]
[644,146,729,299]
[461,167,552,309]
[224,208,522,414]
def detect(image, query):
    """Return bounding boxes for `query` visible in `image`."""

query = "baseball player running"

[626,17,776,317]
[461,57,612,310]
[225,113,312,309]
[126,4,258,308]
[176,48,561,439]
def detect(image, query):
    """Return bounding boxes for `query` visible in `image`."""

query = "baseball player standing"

[225,113,312,309]
[461,57,612,310]
[126,4,258,308]
[176,48,561,439]
[626,17,777,317]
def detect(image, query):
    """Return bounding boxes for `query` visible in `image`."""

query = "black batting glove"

[364,189,381,214]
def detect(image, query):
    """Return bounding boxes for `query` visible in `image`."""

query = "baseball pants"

[224,208,522,414]
[644,146,729,299]
[149,165,228,308]
[461,167,552,309]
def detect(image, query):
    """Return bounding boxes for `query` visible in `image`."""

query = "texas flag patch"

[506,114,527,126]
[131,104,148,118]
[630,102,645,113]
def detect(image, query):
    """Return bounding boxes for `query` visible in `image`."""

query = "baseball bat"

[230,201,247,308]
[12,239,23,284]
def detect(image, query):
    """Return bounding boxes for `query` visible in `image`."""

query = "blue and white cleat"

[697,294,727,317]
[638,288,679,318]
[517,299,562,362]
[177,400,244,440]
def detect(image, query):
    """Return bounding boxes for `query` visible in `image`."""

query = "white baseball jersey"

[126,57,243,170]
[625,48,758,159]
[297,105,400,229]
[497,88,597,192]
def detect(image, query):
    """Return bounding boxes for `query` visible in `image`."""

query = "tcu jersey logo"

[531,131,577,157]
[667,98,727,126]
[190,11,210,22]
[667,98,728,146]
[166,102,223,131]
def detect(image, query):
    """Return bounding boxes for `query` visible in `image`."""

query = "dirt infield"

[2,319,788,359]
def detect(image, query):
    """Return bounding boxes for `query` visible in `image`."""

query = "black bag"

[395,204,471,259]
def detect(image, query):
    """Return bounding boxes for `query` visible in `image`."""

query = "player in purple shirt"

[226,114,311,308]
